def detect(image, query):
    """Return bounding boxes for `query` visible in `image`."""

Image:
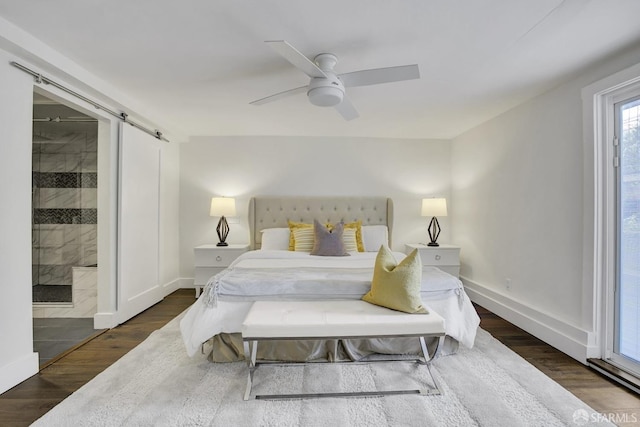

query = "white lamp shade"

[210,197,236,217]
[421,198,447,217]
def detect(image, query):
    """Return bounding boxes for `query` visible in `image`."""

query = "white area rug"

[33,313,613,426]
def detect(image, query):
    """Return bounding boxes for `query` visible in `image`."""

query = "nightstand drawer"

[194,246,248,267]
[418,249,459,266]
[194,267,225,285]
[405,243,461,277]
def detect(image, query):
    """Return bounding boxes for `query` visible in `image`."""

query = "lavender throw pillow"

[310,219,350,256]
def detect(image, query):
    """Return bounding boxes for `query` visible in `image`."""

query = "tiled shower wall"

[32,130,98,303]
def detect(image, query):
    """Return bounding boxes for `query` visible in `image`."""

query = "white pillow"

[361,225,389,251]
[260,228,290,250]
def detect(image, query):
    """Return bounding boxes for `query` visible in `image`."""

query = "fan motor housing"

[307,75,344,107]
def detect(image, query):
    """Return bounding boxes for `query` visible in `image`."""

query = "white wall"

[451,44,640,362]
[179,136,451,278]
[0,48,40,394]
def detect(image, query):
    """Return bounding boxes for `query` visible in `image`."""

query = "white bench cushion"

[242,300,446,339]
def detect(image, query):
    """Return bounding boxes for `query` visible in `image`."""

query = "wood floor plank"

[1,291,638,426]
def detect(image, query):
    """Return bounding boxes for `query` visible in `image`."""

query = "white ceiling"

[2,0,640,140]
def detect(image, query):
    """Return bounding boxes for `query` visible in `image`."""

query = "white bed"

[180,196,480,360]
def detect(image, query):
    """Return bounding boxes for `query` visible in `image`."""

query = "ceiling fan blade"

[334,96,359,121]
[249,85,308,106]
[339,64,420,88]
[265,40,328,79]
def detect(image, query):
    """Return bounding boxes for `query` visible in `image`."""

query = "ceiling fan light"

[308,86,343,107]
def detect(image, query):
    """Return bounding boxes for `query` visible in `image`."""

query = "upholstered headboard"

[248,196,393,250]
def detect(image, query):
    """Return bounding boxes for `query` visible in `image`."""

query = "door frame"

[583,61,640,366]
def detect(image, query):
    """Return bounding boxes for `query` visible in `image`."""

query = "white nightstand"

[193,244,249,297]
[405,243,461,277]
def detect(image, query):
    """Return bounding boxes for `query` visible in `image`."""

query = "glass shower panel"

[31,127,98,304]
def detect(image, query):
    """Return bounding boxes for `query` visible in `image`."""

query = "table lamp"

[421,198,447,247]
[210,197,236,246]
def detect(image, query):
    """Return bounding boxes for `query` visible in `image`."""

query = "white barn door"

[117,124,163,323]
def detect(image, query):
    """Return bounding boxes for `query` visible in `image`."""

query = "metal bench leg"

[243,340,258,400]
[418,336,444,395]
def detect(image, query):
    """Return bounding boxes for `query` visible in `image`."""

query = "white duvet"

[180,250,480,357]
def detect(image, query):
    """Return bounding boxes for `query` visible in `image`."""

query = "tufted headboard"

[248,196,393,250]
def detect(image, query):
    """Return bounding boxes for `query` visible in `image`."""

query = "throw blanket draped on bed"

[181,250,480,357]
[203,250,463,305]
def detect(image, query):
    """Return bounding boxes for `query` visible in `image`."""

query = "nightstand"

[405,243,460,277]
[193,244,249,297]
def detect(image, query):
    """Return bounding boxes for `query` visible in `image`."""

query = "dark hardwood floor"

[1,291,638,426]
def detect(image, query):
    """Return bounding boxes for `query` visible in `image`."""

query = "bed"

[180,196,480,361]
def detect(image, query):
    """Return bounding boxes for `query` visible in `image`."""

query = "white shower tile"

[72,267,97,290]
[39,246,62,265]
[38,153,67,172]
[79,188,97,208]
[39,226,64,247]
[39,188,80,209]
[80,152,97,172]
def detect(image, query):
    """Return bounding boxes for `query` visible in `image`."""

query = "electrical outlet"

[505,277,512,291]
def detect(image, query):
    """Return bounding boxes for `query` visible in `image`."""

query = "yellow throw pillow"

[342,228,358,252]
[362,246,428,314]
[343,220,364,252]
[288,221,313,251]
[292,227,315,252]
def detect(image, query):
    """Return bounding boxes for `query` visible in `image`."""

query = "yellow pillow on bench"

[362,246,428,314]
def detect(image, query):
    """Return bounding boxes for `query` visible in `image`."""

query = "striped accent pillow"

[342,228,358,252]
[292,227,315,252]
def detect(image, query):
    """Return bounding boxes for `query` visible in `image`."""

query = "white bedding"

[180,250,480,357]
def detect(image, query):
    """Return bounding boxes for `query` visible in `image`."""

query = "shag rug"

[33,312,613,427]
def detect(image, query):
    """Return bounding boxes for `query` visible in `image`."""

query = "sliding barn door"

[117,124,163,323]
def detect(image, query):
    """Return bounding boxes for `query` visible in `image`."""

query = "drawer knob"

[216,255,222,262]
[435,255,441,261]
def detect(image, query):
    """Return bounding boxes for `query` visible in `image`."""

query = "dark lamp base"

[216,242,229,247]
[427,242,440,247]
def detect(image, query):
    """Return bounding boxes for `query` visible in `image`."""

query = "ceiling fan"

[250,40,420,121]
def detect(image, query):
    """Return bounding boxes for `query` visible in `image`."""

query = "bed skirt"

[205,332,459,363]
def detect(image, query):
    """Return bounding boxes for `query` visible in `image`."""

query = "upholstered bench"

[241,300,446,400]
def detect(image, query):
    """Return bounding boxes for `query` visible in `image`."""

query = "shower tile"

[85,135,98,153]
[73,288,98,313]
[62,244,82,266]
[81,246,97,267]
[73,267,97,290]
[32,307,45,318]
[39,247,63,265]
[79,188,97,209]
[39,188,80,209]
[78,224,97,246]
[81,173,97,188]
[38,154,67,173]
[65,153,82,172]
[32,284,72,303]
[80,152,97,172]
[34,208,96,224]
[39,225,64,247]
[38,265,68,285]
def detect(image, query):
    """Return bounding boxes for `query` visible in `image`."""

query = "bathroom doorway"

[31,92,102,366]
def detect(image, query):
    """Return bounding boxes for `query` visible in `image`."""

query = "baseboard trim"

[94,312,117,329]
[0,352,39,394]
[162,277,182,295]
[174,277,195,289]
[462,276,595,364]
